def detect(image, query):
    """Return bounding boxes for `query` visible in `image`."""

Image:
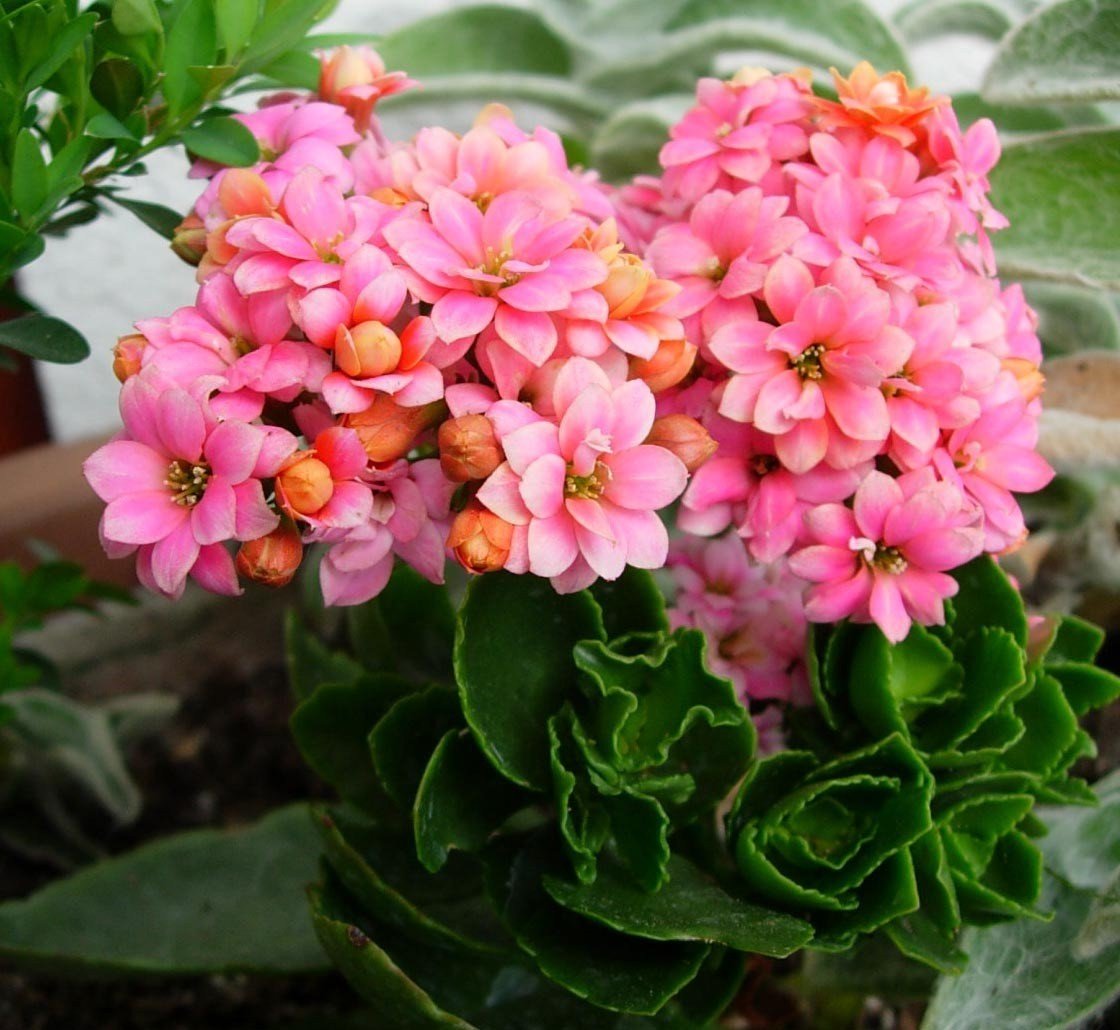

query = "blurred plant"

[0,0,341,368]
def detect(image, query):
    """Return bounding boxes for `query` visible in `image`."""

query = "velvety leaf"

[181,116,260,167]
[894,0,1012,41]
[990,128,1120,290]
[0,314,89,364]
[1038,770,1120,889]
[544,853,812,956]
[589,566,671,639]
[952,92,1108,134]
[0,805,328,974]
[1024,282,1120,357]
[495,834,709,1015]
[413,730,527,873]
[370,686,462,810]
[285,608,364,700]
[1075,867,1120,959]
[949,557,1029,647]
[290,674,413,811]
[983,0,1120,105]
[378,6,573,77]
[455,573,604,790]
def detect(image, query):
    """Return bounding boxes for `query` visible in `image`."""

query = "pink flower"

[647,188,806,318]
[660,70,812,201]
[318,46,416,131]
[790,469,984,642]
[475,358,687,591]
[84,373,296,597]
[385,188,606,365]
[275,426,373,530]
[711,256,910,472]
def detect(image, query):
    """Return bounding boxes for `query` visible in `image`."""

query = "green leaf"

[1024,282,1120,356]
[370,685,462,810]
[495,834,709,1015]
[1038,770,1120,889]
[1047,614,1106,664]
[544,852,812,956]
[25,11,97,91]
[110,195,182,238]
[1047,661,1120,716]
[378,6,573,77]
[162,0,218,115]
[894,0,1012,41]
[290,673,413,811]
[590,96,691,183]
[85,112,138,140]
[12,128,48,219]
[215,0,261,57]
[454,572,604,790]
[0,314,89,364]
[111,0,162,37]
[0,805,328,974]
[588,566,670,640]
[180,116,260,167]
[983,0,1120,105]
[238,0,342,76]
[413,730,527,873]
[949,557,1029,648]
[285,608,364,700]
[990,128,1120,290]
[90,58,146,119]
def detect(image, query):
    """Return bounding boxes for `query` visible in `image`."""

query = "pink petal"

[429,188,485,265]
[602,446,688,510]
[575,521,627,580]
[494,306,557,365]
[853,471,903,540]
[297,288,352,348]
[150,518,201,596]
[608,379,656,452]
[157,389,206,461]
[432,291,498,341]
[205,420,264,482]
[103,492,187,545]
[191,477,237,545]
[604,503,668,570]
[520,453,566,519]
[803,566,872,622]
[869,574,911,643]
[502,420,562,476]
[788,544,856,582]
[233,480,280,541]
[191,544,242,596]
[84,440,167,502]
[476,462,532,525]
[528,512,579,577]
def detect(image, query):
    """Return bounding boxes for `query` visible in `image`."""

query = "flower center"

[165,459,211,506]
[750,454,779,476]
[792,343,825,380]
[564,461,611,500]
[715,122,734,138]
[851,535,908,574]
[475,191,494,213]
[474,247,520,296]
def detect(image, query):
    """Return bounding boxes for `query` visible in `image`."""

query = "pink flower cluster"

[614,62,1053,644]
[85,47,693,604]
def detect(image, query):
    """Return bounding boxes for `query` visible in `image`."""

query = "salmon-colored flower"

[813,62,946,148]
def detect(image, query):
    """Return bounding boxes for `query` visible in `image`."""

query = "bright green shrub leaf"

[181,116,260,166]
[413,730,527,873]
[290,674,412,811]
[454,573,604,790]
[544,853,812,956]
[110,195,183,238]
[983,0,1120,105]
[1047,661,1120,716]
[162,0,218,115]
[370,686,462,810]
[215,0,261,57]
[949,557,1029,647]
[495,835,709,1015]
[0,805,328,974]
[25,11,97,92]
[0,314,89,364]
[990,128,1120,290]
[238,0,337,75]
[588,566,670,640]
[12,128,48,219]
[894,0,1012,41]
[90,58,146,119]
[111,0,162,37]
[378,6,572,77]
[285,608,364,700]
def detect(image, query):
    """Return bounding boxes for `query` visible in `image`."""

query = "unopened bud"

[319,45,386,103]
[1002,357,1045,403]
[277,455,334,516]
[235,520,303,587]
[344,395,445,463]
[645,415,717,473]
[335,321,402,377]
[629,338,697,393]
[112,334,147,382]
[438,414,502,482]
[600,253,654,319]
[448,502,513,574]
[171,213,206,266]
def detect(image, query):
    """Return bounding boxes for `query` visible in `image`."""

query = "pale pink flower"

[475,358,687,591]
[385,188,606,365]
[711,256,910,472]
[318,46,416,132]
[660,71,813,201]
[84,373,295,597]
[790,469,984,642]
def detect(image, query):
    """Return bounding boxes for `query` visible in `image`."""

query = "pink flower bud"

[277,455,334,516]
[334,321,402,377]
[235,520,303,587]
[112,334,147,383]
[629,337,698,393]
[645,414,717,472]
[438,414,502,482]
[448,502,513,574]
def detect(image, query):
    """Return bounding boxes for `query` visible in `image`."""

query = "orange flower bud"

[235,520,303,587]
[629,338,698,393]
[600,252,654,319]
[344,395,445,463]
[438,414,502,482]
[645,415,717,473]
[217,168,274,218]
[277,455,334,516]
[112,334,147,382]
[319,46,386,103]
[170,213,206,266]
[448,502,513,574]
[1002,357,1045,403]
[335,321,403,376]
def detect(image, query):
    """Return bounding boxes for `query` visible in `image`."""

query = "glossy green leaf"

[90,57,146,119]
[1047,661,1120,716]
[285,608,364,700]
[544,852,812,956]
[983,0,1120,105]
[990,128,1120,290]
[111,0,162,37]
[949,557,1029,647]
[181,116,260,167]
[110,195,182,238]
[0,314,89,364]
[162,0,218,115]
[589,566,671,640]
[1046,614,1105,664]
[290,674,412,811]
[12,128,48,219]
[25,11,96,91]
[378,6,572,77]
[370,685,462,810]
[215,0,261,57]
[454,573,604,790]
[0,805,328,974]
[238,0,340,76]
[413,730,527,873]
